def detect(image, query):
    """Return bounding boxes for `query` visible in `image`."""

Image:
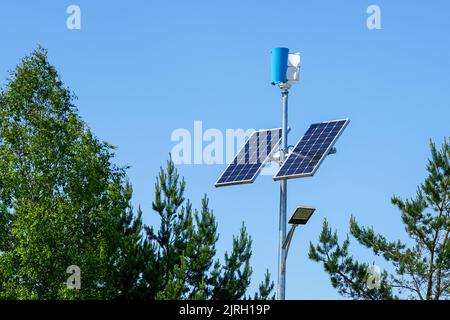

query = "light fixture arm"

[282,224,298,257]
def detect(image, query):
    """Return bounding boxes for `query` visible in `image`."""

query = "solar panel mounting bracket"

[267,127,291,164]
[328,147,337,155]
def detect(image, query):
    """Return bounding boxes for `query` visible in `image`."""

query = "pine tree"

[106,180,152,299]
[143,157,274,300]
[252,270,275,300]
[309,139,450,300]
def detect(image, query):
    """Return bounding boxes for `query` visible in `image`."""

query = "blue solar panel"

[215,128,282,187]
[273,119,349,180]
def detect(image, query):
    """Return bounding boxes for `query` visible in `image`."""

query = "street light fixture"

[288,206,316,225]
[282,206,316,263]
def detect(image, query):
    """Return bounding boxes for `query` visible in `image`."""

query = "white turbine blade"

[286,66,299,82]
[287,52,301,68]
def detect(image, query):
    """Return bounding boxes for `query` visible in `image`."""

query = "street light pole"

[277,85,289,300]
[270,47,299,300]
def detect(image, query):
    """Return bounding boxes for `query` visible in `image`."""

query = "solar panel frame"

[273,119,349,181]
[215,128,282,187]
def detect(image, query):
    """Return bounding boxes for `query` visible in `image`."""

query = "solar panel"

[215,128,282,187]
[273,119,349,181]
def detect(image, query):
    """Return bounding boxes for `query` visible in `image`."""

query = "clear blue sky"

[1,1,449,299]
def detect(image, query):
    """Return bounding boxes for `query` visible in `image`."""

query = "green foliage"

[0,48,274,300]
[309,220,394,300]
[0,47,142,299]
[252,270,275,300]
[309,139,450,300]
[146,157,273,300]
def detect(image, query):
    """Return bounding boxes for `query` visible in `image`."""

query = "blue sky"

[1,1,449,299]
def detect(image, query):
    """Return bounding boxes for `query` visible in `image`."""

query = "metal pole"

[277,87,289,300]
